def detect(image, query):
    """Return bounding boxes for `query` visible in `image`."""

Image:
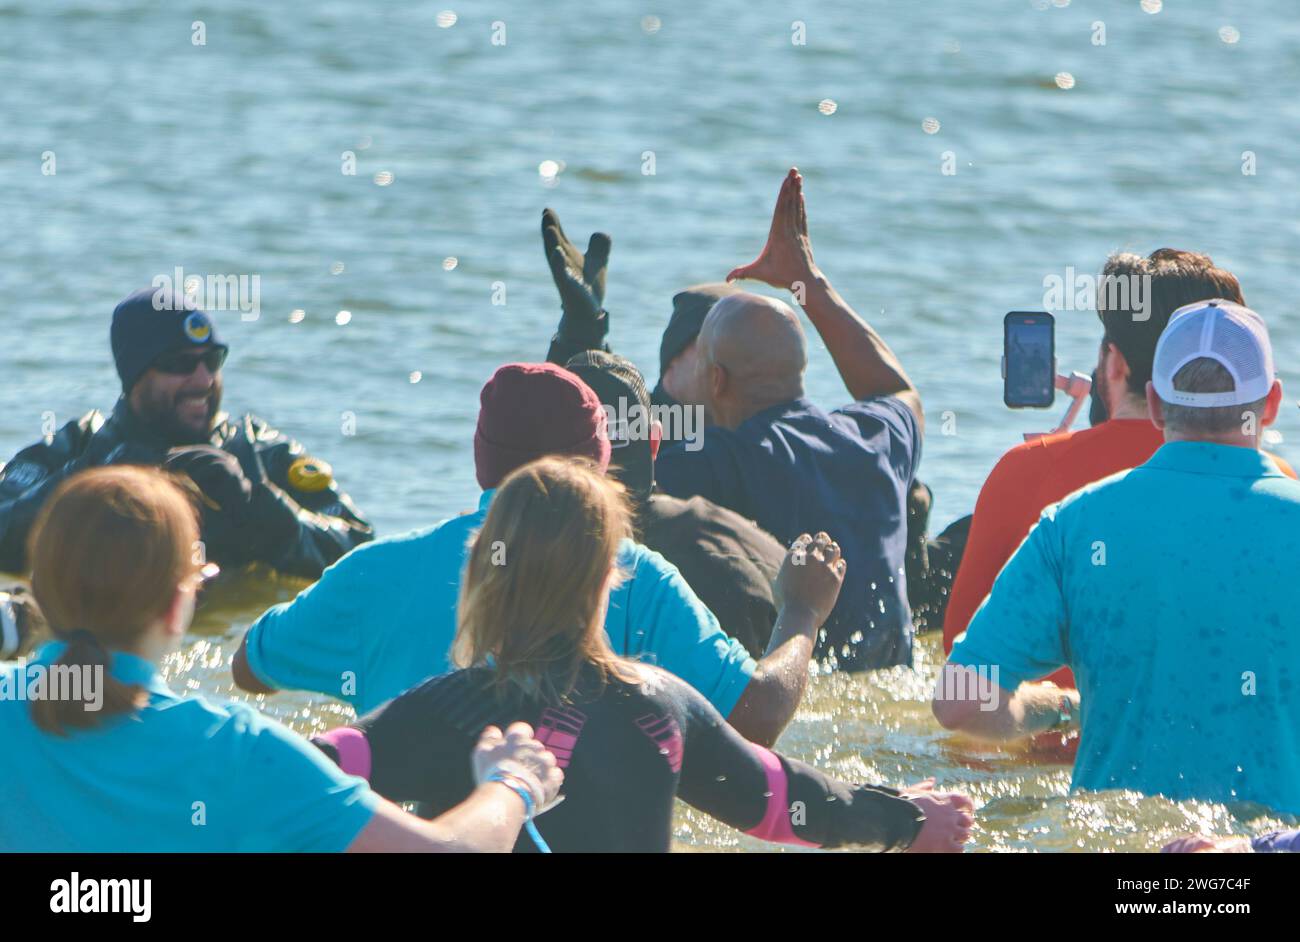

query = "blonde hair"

[28,466,200,735]
[453,456,641,704]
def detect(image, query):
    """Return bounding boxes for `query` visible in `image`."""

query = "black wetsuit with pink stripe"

[313,664,925,853]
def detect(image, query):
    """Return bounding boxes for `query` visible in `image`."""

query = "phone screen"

[1004,312,1055,408]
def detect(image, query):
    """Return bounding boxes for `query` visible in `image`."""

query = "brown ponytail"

[27,466,199,735]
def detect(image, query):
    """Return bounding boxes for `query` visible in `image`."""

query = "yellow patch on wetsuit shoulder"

[287,456,333,493]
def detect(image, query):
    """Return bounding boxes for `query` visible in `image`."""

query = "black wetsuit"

[314,663,925,853]
[636,494,784,659]
[0,398,372,578]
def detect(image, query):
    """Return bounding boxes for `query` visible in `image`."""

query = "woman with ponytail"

[0,466,560,852]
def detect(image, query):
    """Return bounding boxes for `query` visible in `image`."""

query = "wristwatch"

[1049,694,1075,731]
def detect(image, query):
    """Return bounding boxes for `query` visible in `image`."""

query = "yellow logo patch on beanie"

[184,312,213,343]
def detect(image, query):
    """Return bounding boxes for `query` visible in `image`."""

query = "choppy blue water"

[2,0,1297,850]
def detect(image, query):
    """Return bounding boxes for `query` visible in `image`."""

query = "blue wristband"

[485,771,552,853]
[486,771,536,818]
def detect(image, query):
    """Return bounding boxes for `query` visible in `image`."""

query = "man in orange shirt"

[943,248,1295,691]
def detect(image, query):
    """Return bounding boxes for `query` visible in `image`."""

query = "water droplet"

[335,310,352,326]
[1139,0,1162,13]
[330,261,345,275]
[373,170,394,186]
[641,15,661,33]
[817,99,838,116]
[442,256,459,271]
[1054,72,1075,90]
[288,309,306,324]
[436,10,458,28]
[357,136,372,150]
[849,631,864,644]
[409,371,422,384]
[922,117,940,134]
[1218,25,1240,44]
[538,159,563,188]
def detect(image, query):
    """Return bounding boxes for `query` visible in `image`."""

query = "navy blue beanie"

[658,282,740,376]
[110,287,226,393]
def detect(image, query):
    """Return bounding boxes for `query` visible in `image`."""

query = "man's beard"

[136,387,220,444]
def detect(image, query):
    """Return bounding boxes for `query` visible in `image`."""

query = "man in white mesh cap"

[933,298,1300,815]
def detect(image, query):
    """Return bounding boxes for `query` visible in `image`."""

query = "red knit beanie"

[474,362,612,490]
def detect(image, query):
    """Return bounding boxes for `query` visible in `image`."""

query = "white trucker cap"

[1151,299,1274,408]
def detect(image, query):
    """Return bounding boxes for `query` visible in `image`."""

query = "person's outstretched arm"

[726,168,923,432]
[540,209,613,364]
[727,532,845,747]
[664,670,972,852]
[933,665,1079,741]
[232,539,372,697]
[932,507,1079,740]
[349,788,524,852]
[345,725,562,853]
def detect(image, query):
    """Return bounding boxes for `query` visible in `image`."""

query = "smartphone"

[1002,311,1055,408]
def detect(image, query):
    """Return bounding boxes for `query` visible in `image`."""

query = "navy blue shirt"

[656,396,921,670]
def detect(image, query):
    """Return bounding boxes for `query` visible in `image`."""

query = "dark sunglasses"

[153,346,228,376]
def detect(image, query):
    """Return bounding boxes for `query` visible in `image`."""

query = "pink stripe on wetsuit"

[319,726,373,781]
[745,744,820,847]
[535,706,587,769]
[635,713,684,772]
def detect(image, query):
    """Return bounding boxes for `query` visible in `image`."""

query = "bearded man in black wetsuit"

[0,288,372,580]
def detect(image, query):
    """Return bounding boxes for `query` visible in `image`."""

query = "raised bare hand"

[726,168,816,290]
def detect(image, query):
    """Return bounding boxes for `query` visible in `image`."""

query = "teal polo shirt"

[951,442,1300,814]
[244,490,757,716]
[0,643,379,852]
